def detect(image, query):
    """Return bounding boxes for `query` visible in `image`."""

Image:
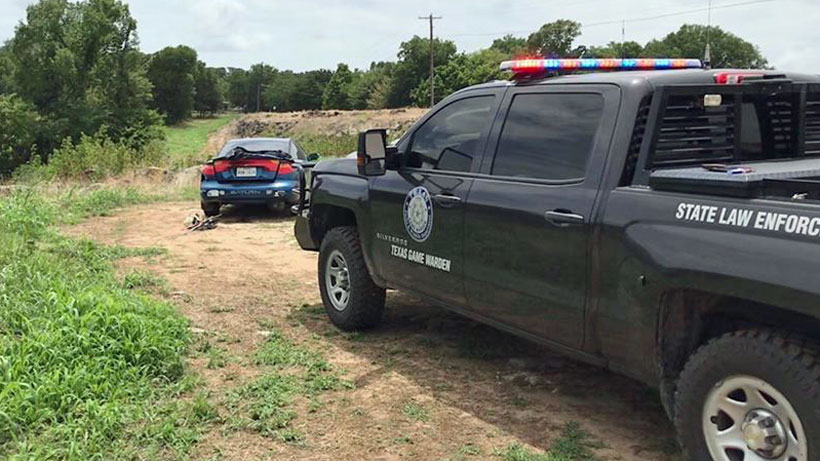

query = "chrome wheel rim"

[324,250,350,311]
[703,375,807,461]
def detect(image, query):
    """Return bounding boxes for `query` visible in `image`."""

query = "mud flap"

[294,214,319,251]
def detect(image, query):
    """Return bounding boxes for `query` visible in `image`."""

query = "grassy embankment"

[163,113,238,169]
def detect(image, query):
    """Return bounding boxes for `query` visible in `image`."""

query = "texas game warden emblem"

[403,186,434,242]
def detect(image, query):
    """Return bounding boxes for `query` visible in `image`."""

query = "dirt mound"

[207,108,427,154]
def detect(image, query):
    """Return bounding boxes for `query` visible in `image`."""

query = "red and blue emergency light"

[500,58,703,74]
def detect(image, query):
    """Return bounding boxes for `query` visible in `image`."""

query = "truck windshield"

[649,84,820,169]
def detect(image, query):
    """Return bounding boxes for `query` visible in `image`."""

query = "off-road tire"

[201,201,221,217]
[318,226,385,331]
[675,329,820,460]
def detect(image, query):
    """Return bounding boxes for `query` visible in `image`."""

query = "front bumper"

[200,179,299,204]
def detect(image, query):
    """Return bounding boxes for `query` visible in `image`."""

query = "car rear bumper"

[200,179,299,204]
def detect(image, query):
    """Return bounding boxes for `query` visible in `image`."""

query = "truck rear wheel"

[675,330,820,461]
[318,226,385,331]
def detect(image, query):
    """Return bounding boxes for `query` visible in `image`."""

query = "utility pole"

[418,13,442,108]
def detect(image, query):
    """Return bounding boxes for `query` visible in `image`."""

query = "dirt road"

[69,202,681,460]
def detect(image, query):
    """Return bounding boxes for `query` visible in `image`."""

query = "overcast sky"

[1,0,817,73]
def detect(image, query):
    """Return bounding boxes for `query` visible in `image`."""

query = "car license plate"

[235,167,257,177]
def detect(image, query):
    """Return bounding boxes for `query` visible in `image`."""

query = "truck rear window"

[649,86,820,169]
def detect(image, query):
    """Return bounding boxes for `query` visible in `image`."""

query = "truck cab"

[295,58,820,460]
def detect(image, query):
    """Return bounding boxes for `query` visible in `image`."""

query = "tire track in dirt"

[68,202,681,460]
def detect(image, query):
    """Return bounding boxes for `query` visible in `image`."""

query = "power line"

[418,14,442,108]
[583,0,774,28]
[444,0,775,38]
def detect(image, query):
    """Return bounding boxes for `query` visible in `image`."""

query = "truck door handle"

[545,210,585,227]
[433,194,462,208]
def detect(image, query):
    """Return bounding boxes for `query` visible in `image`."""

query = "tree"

[322,63,353,110]
[147,45,198,124]
[490,35,527,56]
[643,24,767,68]
[588,41,644,58]
[8,0,161,152]
[348,62,394,110]
[526,19,582,57]
[0,94,40,175]
[194,63,224,115]
[389,36,457,107]
[226,68,248,109]
[411,49,507,106]
[0,46,15,94]
[263,69,331,112]
[246,63,277,112]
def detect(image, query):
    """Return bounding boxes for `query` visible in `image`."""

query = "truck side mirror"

[306,152,320,162]
[357,129,388,176]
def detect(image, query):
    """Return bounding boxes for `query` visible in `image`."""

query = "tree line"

[0,0,768,176]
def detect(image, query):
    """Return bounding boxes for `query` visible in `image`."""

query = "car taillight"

[201,164,215,177]
[213,159,281,173]
[714,72,764,84]
[278,163,295,175]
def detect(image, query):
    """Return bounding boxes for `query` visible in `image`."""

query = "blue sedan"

[200,138,318,216]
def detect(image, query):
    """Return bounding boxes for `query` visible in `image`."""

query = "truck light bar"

[500,58,703,74]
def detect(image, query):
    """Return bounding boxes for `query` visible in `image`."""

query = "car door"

[463,85,619,348]
[368,90,503,306]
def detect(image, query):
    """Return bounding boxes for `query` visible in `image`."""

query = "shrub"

[14,132,165,182]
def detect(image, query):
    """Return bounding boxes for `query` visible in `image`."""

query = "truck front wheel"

[675,330,820,461]
[318,226,385,331]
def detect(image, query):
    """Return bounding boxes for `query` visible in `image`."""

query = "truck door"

[463,85,619,348]
[368,91,502,305]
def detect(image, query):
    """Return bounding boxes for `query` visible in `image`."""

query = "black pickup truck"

[294,59,820,460]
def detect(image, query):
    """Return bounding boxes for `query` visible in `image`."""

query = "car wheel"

[318,226,385,331]
[201,201,221,217]
[675,330,820,461]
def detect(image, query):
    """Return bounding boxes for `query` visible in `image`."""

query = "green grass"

[163,114,238,169]
[227,329,352,441]
[293,132,358,158]
[494,423,599,461]
[401,402,430,422]
[0,187,205,459]
[122,269,169,295]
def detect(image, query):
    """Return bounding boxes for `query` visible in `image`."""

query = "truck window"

[651,90,820,169]
[407,96,495,172]
[492,93,605,181]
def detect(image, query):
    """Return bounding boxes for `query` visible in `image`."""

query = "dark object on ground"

[186,213,219,232]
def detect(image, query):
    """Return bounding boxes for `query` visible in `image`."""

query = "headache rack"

[633,78,820,200]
